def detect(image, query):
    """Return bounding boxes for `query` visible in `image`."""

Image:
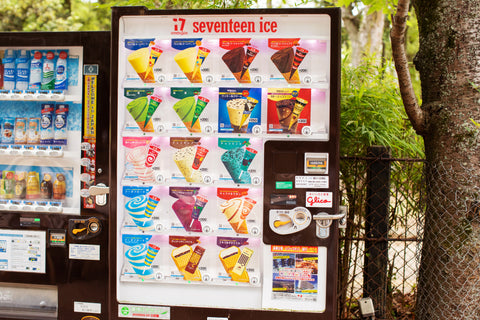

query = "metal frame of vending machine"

[0,31,111,320]
[110,6,340,320]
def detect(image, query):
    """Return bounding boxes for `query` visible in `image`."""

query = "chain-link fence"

[337,147,425,319]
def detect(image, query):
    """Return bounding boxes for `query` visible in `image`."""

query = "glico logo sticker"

[172,18,187,35]
[306,192,332,208]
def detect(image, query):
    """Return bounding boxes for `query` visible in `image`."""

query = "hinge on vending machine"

[312,206,347,239]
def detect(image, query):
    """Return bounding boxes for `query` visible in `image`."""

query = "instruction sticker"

[69,244,100,261]
[119,304,170,319]
[295,176,328,189]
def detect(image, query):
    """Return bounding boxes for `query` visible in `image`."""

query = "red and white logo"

[306,192,332,208]
[172,18,187,35]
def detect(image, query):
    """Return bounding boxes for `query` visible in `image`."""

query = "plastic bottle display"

[3,50,16,90]
[54,51,68,90]
[40,173,53,199]
[53,173,66,200]
[29,51,43,90]
[26,171,40,199]
[15,50,29,90]
[14,172,27,199]
[41,51,55,90]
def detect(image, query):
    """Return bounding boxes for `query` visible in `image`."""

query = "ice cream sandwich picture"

[271,46,308,84]
[222,46,259,83]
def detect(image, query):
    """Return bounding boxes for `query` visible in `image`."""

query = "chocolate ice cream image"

[271,47,300,84]
[222,47,251,83]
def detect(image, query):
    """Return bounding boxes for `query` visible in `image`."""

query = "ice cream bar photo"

[240,46,259,79]
[191,96,209,128]
[288,97,309,130]
[192,146,209,170]
[184,245,205,274]
[232,247,254,276]
[192,47,210,81]
[290,47,308,80]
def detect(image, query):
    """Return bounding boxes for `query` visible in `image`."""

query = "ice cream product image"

[126,96,154,132]
[145,43,163,82]
[189,194,208,229]
[289,97,309,130]
[219,246,250,283]
[192,47,210,81]
[174,47,202,83]
[128,47,152,82]
[221,45,257,83]
[191,96,209,128]
[226,99,249,133]
[144,136,162,168]
[276,99,296,132]
[290,47,308,80]
[171,245,202,281]
[125,244,155,280]
[126,145,155,182]
[125,195,154,230]
[144,194,160,219]
[221,147,251,184]
[271,46,301,84]
[173,146,202,183]
[144,94,162,129]
[172,96,201,133]
[192,146,209,171]
[170,187,202,232]
[220,197,250,234]
[144,244,160,267]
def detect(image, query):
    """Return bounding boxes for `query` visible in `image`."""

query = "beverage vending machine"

[111,7,341,320]
[0,32,111,320]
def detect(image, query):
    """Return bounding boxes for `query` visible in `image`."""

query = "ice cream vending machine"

[0,32,111,319]
[111,7,341,320]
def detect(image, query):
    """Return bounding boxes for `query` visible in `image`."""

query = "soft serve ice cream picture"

[172,39,210,83]
[125,39,163,83]
[170,87,212,133]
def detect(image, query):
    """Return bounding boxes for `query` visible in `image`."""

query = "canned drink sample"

[2,117,15,144]
[27,117,41,144]
[14,117,27,144]
[40,103,54,144]
[26,171,40,200]
[54,104,68,145]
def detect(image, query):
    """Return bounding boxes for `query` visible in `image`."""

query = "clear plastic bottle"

[3,49,16,90]
[15,50,29,90]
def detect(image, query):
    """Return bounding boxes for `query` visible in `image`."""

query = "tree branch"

[390,0,426,135]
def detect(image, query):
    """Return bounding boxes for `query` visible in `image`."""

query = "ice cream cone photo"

[174,47,203,83]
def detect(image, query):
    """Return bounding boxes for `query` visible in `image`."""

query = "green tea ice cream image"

[172,96,201,132]
[127,96,154,132]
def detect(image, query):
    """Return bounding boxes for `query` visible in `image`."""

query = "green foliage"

[341,54,424,158]
[0,0,110,31]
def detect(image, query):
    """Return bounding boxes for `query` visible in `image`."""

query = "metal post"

[364,146,391,319]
